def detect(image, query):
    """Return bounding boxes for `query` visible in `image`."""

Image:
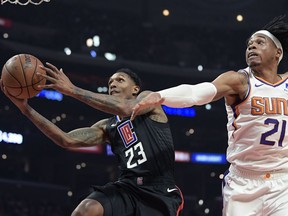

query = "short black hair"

[262,15,288,54]
[116,68,142,90]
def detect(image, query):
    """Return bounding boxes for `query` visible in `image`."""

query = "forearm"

[158,83,217,107]
[21,105,107,148]
[21,106,70,148]
[68,86,128,115]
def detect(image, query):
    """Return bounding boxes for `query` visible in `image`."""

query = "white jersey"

[226,67,288,172]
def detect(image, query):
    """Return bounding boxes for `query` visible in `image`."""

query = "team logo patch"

[117,120,138,148]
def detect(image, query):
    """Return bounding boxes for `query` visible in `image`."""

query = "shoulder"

[213,70,249,92]
[212,69,249,104]
[217,70,248,82]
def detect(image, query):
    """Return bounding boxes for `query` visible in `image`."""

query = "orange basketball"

[1,54,46,99]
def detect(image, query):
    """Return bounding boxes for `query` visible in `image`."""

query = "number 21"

[260,118,286,146]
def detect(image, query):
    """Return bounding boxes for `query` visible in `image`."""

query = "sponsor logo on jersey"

[251,96,288,115]
[167,188,178,192]
[117,120,138,148]
[255,83,264,87]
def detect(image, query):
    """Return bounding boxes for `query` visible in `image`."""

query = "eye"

[118,78,124,82]
[256,39,265,45]
[247,40,253,47]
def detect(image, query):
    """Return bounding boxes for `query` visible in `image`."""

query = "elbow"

[57,141,73,149]
[61,141,73,149]
[57,136,78,149]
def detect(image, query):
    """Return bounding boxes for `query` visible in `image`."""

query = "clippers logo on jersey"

[251,96,288,115]
[117,120,138,148]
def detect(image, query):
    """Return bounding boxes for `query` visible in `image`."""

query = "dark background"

[0,0,288,215]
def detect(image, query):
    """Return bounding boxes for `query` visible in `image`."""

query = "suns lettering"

[251,97,288,115]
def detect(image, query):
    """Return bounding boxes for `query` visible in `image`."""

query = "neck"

[251,68,281,84]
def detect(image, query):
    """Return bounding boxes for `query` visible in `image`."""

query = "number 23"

[125,142,147,168]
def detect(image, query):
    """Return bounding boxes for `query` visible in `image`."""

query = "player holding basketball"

[132,15,288,215]
[0,68,184,216]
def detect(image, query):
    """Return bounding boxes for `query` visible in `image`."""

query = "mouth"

[248,52,258,59]
[110,90,119,95]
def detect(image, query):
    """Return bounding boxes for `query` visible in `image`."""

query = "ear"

[276,48,282,59]
[132,85,140,96]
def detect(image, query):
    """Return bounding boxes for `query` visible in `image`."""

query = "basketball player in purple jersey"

[132,15,288,216]
[1,68,184,216]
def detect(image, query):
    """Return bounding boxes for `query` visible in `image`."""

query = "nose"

[109,82,117,94]
[248,42,256,51]
[109,80,116,88]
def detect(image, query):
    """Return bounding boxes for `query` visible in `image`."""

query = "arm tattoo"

[73,88,122,114]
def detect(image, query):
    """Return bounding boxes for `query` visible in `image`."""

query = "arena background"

[0,0,288,215]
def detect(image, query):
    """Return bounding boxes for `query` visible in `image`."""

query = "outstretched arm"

[38,63,149,117]
[0,79,108,148]
[131,82,217,120]
[132,70,248,119]
[23,104,108,148]
[158,82,217,107]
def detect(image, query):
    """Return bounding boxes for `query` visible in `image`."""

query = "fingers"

[37,83,55,89]
[39,65,57,79]
[38,63,66,86]
[37,72,57,83]
[130,110,136,121]
[45,62,59,73]
[159,97,165,104]
[130,105,139,121]
[130,103,144,121]
[46,63,65,76]
[39,62,62,78]
[130,93,164,121]
[130,110,140,121]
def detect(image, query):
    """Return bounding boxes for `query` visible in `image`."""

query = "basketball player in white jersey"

[132,15,288,216]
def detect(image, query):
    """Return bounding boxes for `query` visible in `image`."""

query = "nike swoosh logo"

[167,188,178,192]
[255,83,264,87]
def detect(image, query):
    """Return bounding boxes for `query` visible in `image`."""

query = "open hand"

[131,92,164,120]
[38,63,75,95]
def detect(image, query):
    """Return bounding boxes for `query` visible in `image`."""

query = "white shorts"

[222,166,288,216]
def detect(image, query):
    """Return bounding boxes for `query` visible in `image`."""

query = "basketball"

[1,54,46,99]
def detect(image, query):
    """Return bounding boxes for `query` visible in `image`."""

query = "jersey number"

[260,118,286,146]
[125,142,147,168]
